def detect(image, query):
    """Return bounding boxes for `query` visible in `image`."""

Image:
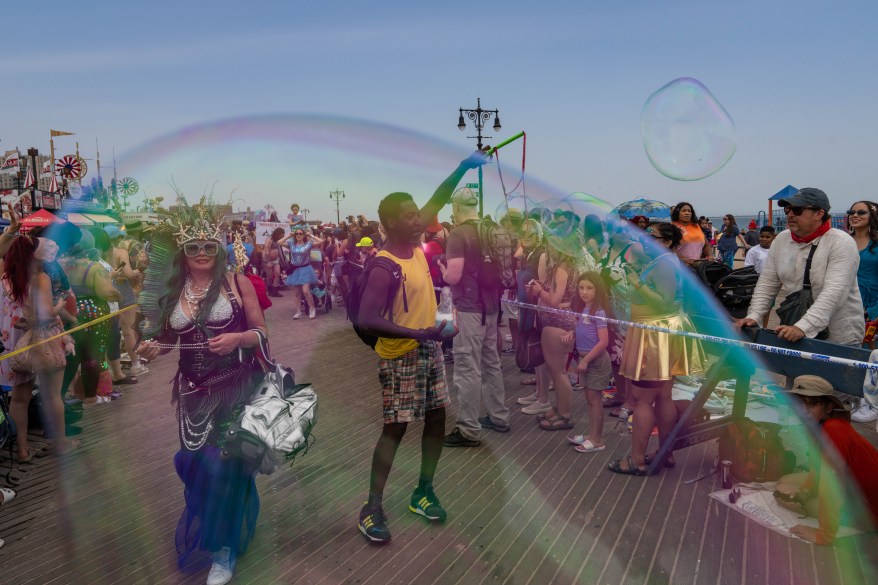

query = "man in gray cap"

[737,188,864,345]
[438,187,510,447]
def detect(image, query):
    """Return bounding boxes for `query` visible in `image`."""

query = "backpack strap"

[81,261,97,286]
[802,244,818,290]
[371,256,405,319]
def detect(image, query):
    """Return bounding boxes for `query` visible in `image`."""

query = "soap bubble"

[495,192,535,234]
[641,77,736,181]
[539,198,584,258]
[29,113,877,585]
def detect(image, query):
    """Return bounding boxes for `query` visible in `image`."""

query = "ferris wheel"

[119,177,139,195]
[56,155,88,180]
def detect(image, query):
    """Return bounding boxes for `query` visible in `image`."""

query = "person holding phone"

[105,225,147,376]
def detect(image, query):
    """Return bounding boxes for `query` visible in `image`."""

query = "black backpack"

[691,259,732,290]
[347,255,404,348]
[713,266,759,318]
[471,218,516,290]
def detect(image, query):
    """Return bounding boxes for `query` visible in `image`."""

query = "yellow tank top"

[374,248,437,359]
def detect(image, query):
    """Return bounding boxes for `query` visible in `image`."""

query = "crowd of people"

[2,157,878,579]
[349,172,878,549]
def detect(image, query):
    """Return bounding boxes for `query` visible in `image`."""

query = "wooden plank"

[2,291,877,585]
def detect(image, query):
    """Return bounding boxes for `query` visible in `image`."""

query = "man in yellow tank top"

[355,149,488,544]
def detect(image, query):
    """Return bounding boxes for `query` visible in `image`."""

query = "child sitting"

[774,375,878,544]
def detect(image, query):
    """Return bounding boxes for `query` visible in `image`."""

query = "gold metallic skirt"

[618,305,706,382]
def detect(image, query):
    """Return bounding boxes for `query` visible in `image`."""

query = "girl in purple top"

[562,273,614,453]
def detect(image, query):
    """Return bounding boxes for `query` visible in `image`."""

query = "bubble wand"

[486,131,525,156]
[489,132,527,219]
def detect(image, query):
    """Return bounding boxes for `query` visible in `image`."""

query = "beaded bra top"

[170,279,247,385]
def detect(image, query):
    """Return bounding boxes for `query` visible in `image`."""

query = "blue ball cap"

[104,225,123,239]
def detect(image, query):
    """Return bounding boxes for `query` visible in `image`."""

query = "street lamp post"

[330,189,345,224]
[301,208,310,222]
[27,148,39,210]
[457,97,501,219]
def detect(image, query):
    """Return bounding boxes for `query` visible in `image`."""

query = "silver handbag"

[229,330,317,474]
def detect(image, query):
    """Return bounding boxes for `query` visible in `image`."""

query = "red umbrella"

[21,209,65,231]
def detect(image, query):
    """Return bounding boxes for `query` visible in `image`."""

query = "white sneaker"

[293,311,302,320]
[309,308,316,319]
[129,364,149,376]
[517,393,539,405]
[206,547,234,585]
[521,401,552,415]
[851,402,878,423]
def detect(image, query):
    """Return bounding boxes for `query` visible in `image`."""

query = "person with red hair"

[630,215,649,230]
[0,234,79,461]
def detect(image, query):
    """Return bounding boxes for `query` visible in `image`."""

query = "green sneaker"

[408,487,447,522]
[358,504,391,543]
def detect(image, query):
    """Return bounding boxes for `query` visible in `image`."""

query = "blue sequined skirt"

[285,265,318,286]
[174,445,259,572]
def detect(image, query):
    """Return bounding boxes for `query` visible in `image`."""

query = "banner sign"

[255,221,290,247]
[1,151,19,174]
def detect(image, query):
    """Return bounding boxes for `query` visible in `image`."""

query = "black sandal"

[608,456,648,476]
[645,453,676,469]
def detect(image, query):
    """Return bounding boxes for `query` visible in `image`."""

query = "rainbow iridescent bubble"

[641,77,736,181]
[98,114,876,583]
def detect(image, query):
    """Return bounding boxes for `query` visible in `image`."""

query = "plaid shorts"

[378,340,449,424]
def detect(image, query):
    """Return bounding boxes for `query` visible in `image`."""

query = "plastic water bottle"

[436,287,457,336]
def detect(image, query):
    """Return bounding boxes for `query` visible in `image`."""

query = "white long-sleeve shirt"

[745,228,864,346]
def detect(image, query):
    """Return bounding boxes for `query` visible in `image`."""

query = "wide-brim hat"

[788,375,850,411]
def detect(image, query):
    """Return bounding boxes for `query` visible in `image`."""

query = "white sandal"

[574,439,606,453]
[0,487,16,506]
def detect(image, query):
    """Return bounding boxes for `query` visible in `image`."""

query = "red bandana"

[790,220,831,244]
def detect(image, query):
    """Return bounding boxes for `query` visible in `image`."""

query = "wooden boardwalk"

[1,291,877,585]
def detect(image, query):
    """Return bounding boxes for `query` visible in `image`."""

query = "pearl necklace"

[183,276,210,319]
[145,339,210,349]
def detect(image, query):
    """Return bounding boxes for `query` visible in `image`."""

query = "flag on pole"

[23,167,35,189]
[1,150,19,175]
[49,174,59,193]
[50,129,74,137]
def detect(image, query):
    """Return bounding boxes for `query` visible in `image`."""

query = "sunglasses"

[781,205,821,216]
[183,241,220,257]
[847,209,869,216]
[295,232,305,237]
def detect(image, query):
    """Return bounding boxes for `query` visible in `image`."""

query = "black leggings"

[107,315,122,361]
[62,329,104,398]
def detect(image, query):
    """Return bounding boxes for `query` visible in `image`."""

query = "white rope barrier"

[503,299,877,372]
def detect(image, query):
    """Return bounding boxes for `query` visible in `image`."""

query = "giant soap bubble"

[641,77,736,181]
[34,113,864,585]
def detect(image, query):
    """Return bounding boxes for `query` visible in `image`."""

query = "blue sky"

[4,0,878,220]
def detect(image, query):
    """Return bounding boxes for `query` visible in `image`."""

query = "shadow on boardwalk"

[1,292,877,585]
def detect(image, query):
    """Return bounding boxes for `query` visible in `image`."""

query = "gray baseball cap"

[778,188,831,212]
